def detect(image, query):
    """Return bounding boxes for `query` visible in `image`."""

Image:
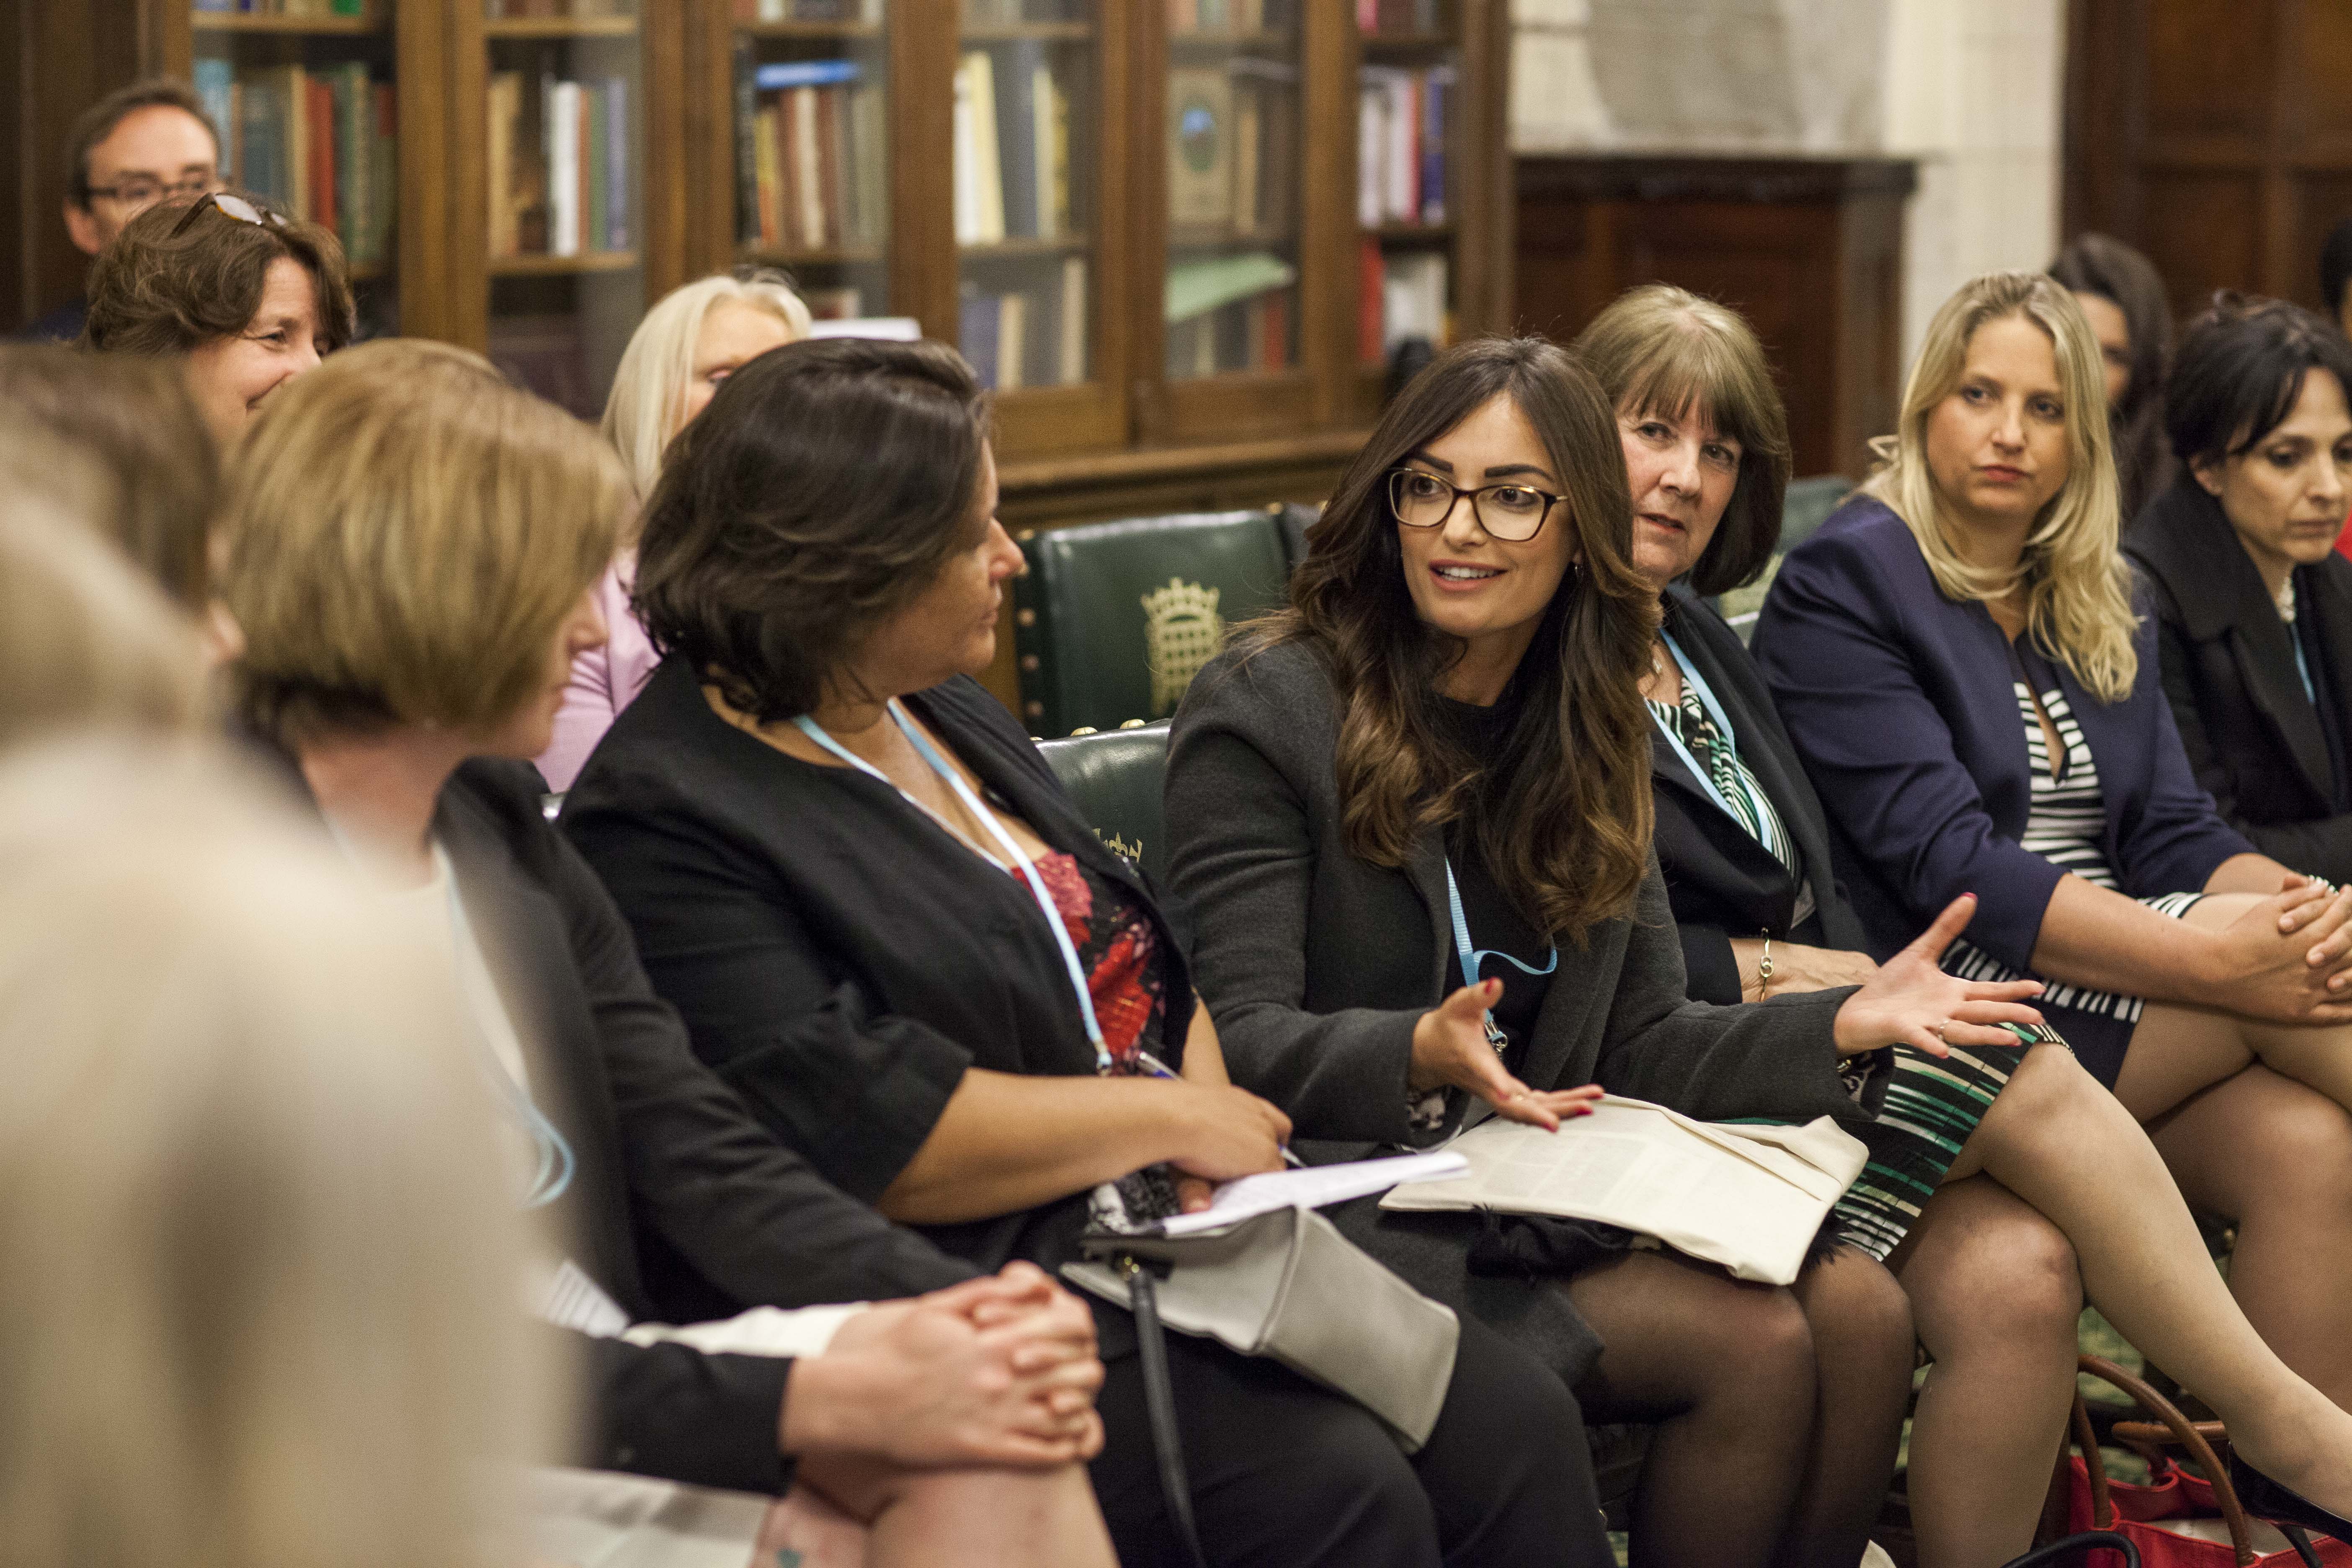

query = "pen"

[1136,1051,1307,1168]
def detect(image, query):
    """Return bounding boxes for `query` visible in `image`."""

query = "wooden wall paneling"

[1123,0,1171,445]
[1294,0,1347,430]
[639,0,686,301]
[4,0,27,330]
[12,0,152,330]
[398,0,454,343]
[1513,157,1914,479]
[890,0,955,342]
[1457,0,1511,339]
[440,0,486,350]
[684,0,730,283]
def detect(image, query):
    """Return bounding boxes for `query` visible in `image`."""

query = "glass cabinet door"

[1355,0,1460,371]
[480,0,643,417]
[732,0,890,322]
[193,0,401,339]
[1163,0,1300,382]
[953,0,1095,392]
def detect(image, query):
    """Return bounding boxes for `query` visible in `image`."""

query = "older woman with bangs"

[538,268,812,790]
[220,339,1122,1568]
[1756,270,2352,1543]
[1582,284,2352,1567]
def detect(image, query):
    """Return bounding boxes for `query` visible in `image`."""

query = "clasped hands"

[783,1262,1105,1470]
[2215,872,2352,1022]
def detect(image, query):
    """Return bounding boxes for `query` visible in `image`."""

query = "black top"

[256,742,974,1495]
[2126,477,2352,882]
[11,296,85,344]
[1432,691,1552,1057]
[562,657,1197,1335]
[1650,585,1871,1005]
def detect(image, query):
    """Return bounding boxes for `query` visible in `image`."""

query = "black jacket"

[1653,585,1871,1005]
[562,657,1196,1356]
[266,745,973,1494]
[1164,637,1863,1384]
[2125,478,2352,882]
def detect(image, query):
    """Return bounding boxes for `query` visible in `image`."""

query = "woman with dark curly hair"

[82,191,351,446]
[2050,232,2175,525]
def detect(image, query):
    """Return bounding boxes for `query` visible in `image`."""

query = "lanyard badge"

[1443,856,1557,1054]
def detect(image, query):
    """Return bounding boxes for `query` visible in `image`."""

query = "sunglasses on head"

[169,191,290,238]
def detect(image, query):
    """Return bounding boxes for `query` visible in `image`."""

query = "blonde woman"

[0,736,554,1568]
[539,268,812,789]
[222,338,1116,1567]
[1756,272,2352,1521]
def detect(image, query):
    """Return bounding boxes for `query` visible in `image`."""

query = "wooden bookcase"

[146,0,1509,697]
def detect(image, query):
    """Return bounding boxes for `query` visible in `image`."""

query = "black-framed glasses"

[1388,468,1564,543]
[86,173,221,207]
[169,191,288,238]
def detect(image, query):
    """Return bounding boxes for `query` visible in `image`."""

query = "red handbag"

[2061,1356,2349,1568]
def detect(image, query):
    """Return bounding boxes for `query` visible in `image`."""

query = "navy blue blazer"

[1750,496,2251,969]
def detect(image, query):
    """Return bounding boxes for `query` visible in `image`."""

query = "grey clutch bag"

[1063,1203,1460,1452]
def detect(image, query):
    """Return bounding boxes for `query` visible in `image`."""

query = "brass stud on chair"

[1016,608,1037,628]
[1016,529,1037,543]
[1024,701,1044,719]
[1019,654,1040,672]
[1119,719,1146,729]
[1069,726,1099,736]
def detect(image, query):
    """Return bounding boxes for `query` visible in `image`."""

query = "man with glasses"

[15,79,222,344]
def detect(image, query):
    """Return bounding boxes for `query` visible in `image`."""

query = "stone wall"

[1509,0,2065,364]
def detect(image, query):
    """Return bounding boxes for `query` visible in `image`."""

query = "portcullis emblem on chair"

[1141,577,1225,718]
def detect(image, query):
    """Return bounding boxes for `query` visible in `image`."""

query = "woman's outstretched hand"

[1831,894,2046,1058]
[1409,978,1604,1130]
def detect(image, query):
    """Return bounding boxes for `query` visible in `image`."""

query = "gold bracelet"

[1756,933,1774,1001]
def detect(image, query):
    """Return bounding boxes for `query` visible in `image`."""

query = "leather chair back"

[1779,474,1855,554]
[1014,509,1291,737]
[1035,721,1172,885]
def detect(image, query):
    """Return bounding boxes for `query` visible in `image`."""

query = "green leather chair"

[1035,720,1171,885]
[1717,473,1859,643]
[1013,508,1291,738]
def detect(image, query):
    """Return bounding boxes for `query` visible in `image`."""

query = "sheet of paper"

[525,1467,769,1568]
[1157,1150,1469,1236]
[1377,1098,1865,1284]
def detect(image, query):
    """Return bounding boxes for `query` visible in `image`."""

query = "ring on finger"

[1934,1020,1950,1043]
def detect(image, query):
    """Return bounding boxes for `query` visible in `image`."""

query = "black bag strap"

[1998,1531,2141,1568]
[1122,1255,1213,1568]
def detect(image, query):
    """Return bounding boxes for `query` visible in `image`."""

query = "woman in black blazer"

[562,335,1607,1568]
[2125,294,2352,884]
[218,339,1125,1565]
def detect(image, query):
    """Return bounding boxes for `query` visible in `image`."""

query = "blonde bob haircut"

[1573,284,1793,597]
[223,339,628,744]
[601,268,813,501]
[0,736,556,1568]
[1865,270,2140,703]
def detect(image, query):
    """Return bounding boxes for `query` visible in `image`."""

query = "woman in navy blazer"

[1756,271,2352,1430]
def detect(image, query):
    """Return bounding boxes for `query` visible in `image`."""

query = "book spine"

[371,83,396,264]
[285,67,310,220]
[1033,60,1062,242]
[753,105,782,249]
[606,75,628,250]
[969,51,1004,243]
[732,39,759,247]
[1420,67,1448,224]
[814,84,843,249]
[1262,288,1288,371]
[959,288,1000,390]
[829,83,857,246]
[995,42,1041,240]
[193,59,235,179]
[790,86,823,247]
[851,84,885,248]
[997,292,1026,392]
[586,84,607,253]
[1384,71,1413,223]
[549,80,580,258]
[951,56,977,245]
[1356,76,1382,229]
[333,66,363,257]
[1357,236,1383,363]
[1058,255,1086,384]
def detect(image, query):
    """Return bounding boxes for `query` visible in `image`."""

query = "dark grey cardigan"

[1165,637,1866,1382]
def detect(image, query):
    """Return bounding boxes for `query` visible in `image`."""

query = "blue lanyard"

[794,702,1113,1072]
[1443,855,1557,1050]
[1648,632,1748,826]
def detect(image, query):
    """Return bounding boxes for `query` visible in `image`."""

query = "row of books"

[1167,0,1297,29]
[1355,0,1444,30]
[1167,291,1291,378]
[964,0,1088,21]
[733,58,886,253]
[730,0,880,21]
[958,258,1088,391]
[192,59,395,268]
[952,46,1077,247]
[487,71,632,258]
[1357,241,1447,361]
[194,0,365,14]
[486,0,636,16]
[1166,63,1297,239]
[1357,64,1450,228]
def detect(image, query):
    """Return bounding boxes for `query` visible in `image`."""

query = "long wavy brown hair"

[1243,336,1657,940]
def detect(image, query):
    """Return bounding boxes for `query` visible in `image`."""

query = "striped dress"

[1651,647,2063,1261]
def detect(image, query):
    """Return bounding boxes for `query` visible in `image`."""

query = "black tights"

[1567,1244,1915,1568]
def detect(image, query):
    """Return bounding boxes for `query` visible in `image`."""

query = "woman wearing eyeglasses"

[83,191,352,446]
